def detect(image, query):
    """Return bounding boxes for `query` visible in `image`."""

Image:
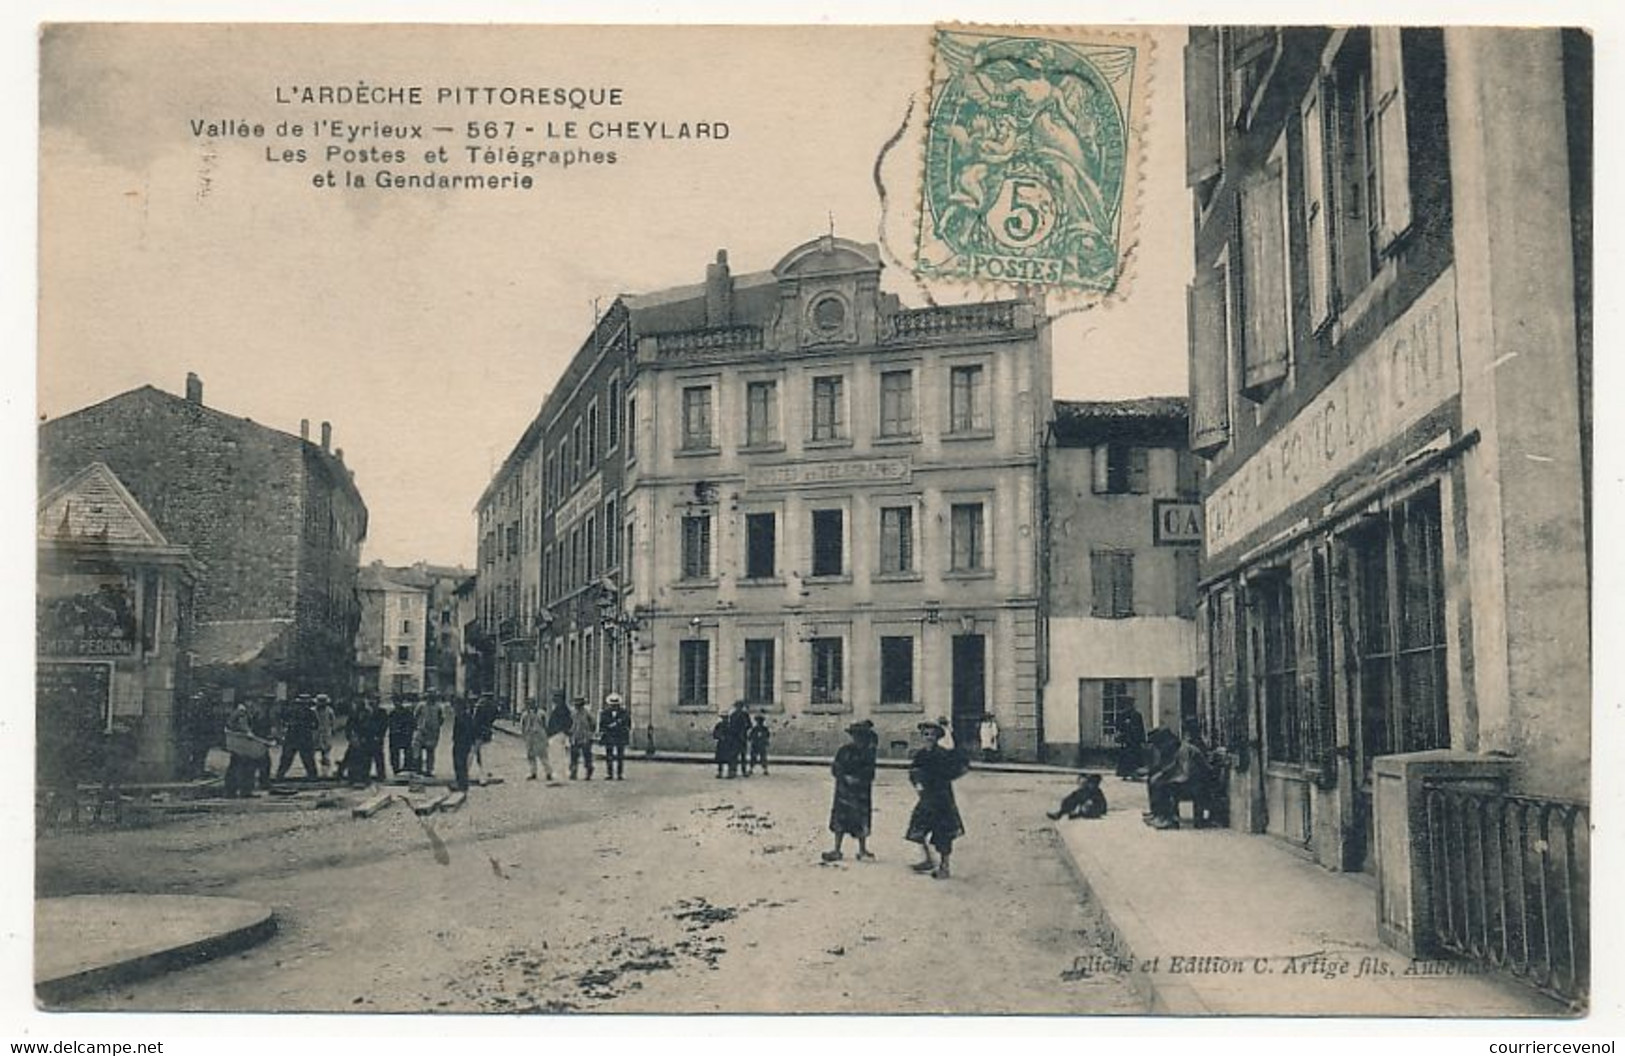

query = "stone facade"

[38,376,368,703]
[1185,28,1590,872]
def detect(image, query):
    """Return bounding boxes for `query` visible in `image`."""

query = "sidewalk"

[35,894,276,1005]
[1051,783,1569,1017]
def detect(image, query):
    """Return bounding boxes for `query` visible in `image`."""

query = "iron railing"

[1424,783,1589,1006]
[654,325,764,358]
[886,302,1018,340]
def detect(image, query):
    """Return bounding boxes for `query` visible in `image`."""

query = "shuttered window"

[1188,266,1231,455]
[1300,80,1333,330]
[1091,550,1135,619]
[1239,165,1290,399]
[1185,30,1222,186]
[1371,27,1412,250]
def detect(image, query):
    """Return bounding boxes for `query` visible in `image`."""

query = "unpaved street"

[38,738,1142,1014]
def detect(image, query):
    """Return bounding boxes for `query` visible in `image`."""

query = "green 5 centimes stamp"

[917,27,1150,294]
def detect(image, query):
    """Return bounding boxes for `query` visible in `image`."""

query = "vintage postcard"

[29,20,1592,1024]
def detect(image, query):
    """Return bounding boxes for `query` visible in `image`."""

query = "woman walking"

[905,720,968,879]
[822,720,877,862]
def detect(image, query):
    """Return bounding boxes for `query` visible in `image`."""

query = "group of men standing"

[711,699,771,779]
[520,691,633,783]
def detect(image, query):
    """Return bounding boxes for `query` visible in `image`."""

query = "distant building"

[623,237,1051,758]
[474,415,543,710]
[354,562,428,700]
[453,574,480,697]
[1043,398,1201,765]
[1184,26,1589,982]
[39,374,368,703]
[37,463,201,781]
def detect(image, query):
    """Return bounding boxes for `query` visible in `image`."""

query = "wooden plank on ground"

[351,791,393,818]
[439,790,467,812]
[414,791,451,816]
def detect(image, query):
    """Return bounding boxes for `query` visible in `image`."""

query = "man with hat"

[275,693,320,780]
[599,692,632,781]
[313,695,337,777]
[905,719,969,879]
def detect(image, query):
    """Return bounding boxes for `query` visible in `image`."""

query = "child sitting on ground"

[1047,773,1108,820]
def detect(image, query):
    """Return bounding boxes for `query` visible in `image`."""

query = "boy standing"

[745,714,771,776]
[905,720,968,879]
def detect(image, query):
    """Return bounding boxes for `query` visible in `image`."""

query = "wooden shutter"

[1128,446,1150,494]
[1372,27,1413,250]
[1290,552,1320,770]
[1091,445,1110,493]
[1239,166,1290,399]
[1188,268,1231,455]
[1185,30,1222,186]
[1090,552,1112,617]
[1300,79,1333,329]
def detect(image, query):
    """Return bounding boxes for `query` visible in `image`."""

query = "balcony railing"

[885,302,1019,341]
[654,325,764,359]
[1424,784,1590,1006]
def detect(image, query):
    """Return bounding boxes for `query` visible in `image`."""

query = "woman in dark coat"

[905,720,968,879]
[823,720,878,862]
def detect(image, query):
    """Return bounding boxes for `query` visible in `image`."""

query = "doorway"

[951,634,986,751]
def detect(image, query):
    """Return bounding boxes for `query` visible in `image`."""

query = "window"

[745,512,777,579]
[746,380,779,446]
[1093,444,1150,494]
[949,364,988,432]
[1091,550,1135,618]
[626,393,637,459]
[811,375,846,441]
[950,503,985,571]
[401,619,413,634]
[586,401,600,466]
[744,639,776,706]
[879,506,914,574]
[682,385,714,450]
[396,644,411,663]
[810,638,844,705]
[811,509,844,577]
[607,378,622,449]
[879,370,915,437]
[604,498,618,568]
[1352,488,1448,779]
[679,640,710,709]
[681,513,712,580]
[1255,573,1302,764]
[880,636,914,704]
[1102,679,1140,740]
[571,420,583,483]
[584,514,597,581]
[506,524,519,557]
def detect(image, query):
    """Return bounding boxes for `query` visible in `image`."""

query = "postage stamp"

[915,26,1152,296]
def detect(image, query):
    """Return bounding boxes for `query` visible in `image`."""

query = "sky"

[38,23,1190,567]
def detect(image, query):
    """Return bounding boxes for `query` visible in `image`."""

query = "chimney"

[320,421,332,453]
[185,372,203,405]
[300,418,310,441]
[704,249,732,328]
[335,447,344,464]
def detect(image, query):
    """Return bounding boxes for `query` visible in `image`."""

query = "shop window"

[1091,550,1135,618]
[744,639,776,706]
[1254,572,1303,764]
[679,640,710,709]
[880,636,914,704]
[745,512,777,579]
[811,509,844,577]
[811,637,844,705]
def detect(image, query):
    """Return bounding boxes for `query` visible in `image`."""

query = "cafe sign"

[1153,501,1203,546]
[1206,271,1461,557]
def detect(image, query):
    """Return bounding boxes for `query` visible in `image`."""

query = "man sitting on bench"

[1145,720,1212,830]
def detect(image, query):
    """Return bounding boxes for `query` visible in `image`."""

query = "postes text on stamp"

[916,26,1149,295]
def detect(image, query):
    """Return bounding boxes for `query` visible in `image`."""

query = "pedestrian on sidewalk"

[568,697,597,780]
[471,694,499,783]
[725,699,752,778]
[363,699,390,782]
[521,698,554,782]
[313,695,337,777]
[388,698,418,775]
[823,720,877,862]
[978,713,1001,762]
[275,694,320,780]
[746,713,771,776]
[1114,701,1147,780]
[545,690,572,779]
[341,701,375,784]
[223,699,266,799]
[1047,773,1108,820]
[599,692,631,780]
[414,696,443,777]
[712,712,732,778]
[905,720,968,879]
[450,697,477,792]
